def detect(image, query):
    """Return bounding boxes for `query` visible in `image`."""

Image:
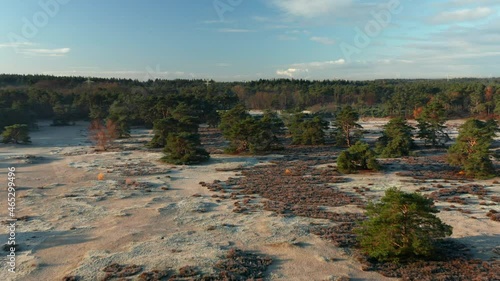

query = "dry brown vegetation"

[204,157,363,218]
[354,240,500,281]
[487,209,500,222]
[94,249,272,281]
[199,144,500,281]
[101,263,143,280]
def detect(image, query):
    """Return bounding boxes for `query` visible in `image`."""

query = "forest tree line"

[1,74,498,175]
[1,74,500,131]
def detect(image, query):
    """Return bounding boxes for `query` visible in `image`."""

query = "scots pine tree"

[220,105,283,154]
[377,117,414,158]
[357,188,452,262]
[2,124,31,144]
[416,100,450,147]
[162,132,210,165]
[333,106,362,147]
[288,114,327,145]
[447,119,498,178]
[337,141,380,174]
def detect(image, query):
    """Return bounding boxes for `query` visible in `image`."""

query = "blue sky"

[0,0,499,81]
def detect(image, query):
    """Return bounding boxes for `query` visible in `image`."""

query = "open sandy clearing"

[0,120,498,280]
[0,122,393,281]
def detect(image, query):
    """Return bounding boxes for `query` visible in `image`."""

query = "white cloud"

[292,59,345,68]
[1,42,71,57]
[377,59,414,64]
[0,42,34,48]
[431,7,495,24]
[276,58,345,78]
[21,48,71,57]
[310,36,336,45]
[271,0,352,18]
[276,68,308,77]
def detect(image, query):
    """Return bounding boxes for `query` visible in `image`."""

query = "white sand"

[0,120,497,281]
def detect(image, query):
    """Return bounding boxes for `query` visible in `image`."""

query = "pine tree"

[1,124,31,144]
[162,132,210,164]
[219,105,254,153]
[108,101,132,138]
[255,110,284,151]
[171,102,200,133]
[148,117,180,148]
[333,106,362,147]
[52,103,76,126]
[220,105,283,154]
[337,141,380,174]
[357,188,452,262]
[288,114,327,145]
[377,117,414,158]
[148,103,201,148]
[447,119,498,178]
[416,100,450,147]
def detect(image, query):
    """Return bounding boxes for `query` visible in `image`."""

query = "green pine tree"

[162,132,210,164]
[357,188,452,262]
[2,124,31,144]
[377,117,414,158]
[220,105,283,154]
[416,100,450,147]
[108,101,131,138]
[333,106,363,147]
[148,117,180,148]
[447,119,498,178]
[288,114,327,145]
[337,141,380,174]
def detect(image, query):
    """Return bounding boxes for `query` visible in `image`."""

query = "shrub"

[356,187,452,262]
[162,132,210,165]
[337,141,380,174]
[1,124,31,144]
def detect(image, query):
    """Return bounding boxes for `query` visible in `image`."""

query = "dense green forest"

[1,74,500,132]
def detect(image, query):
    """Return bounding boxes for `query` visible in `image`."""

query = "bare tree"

[89,119,118,151]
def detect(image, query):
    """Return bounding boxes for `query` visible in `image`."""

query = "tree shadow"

[452,235,500,260]
[263,255,289,279]
[1,229,94,255]
[0,155,61,169]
